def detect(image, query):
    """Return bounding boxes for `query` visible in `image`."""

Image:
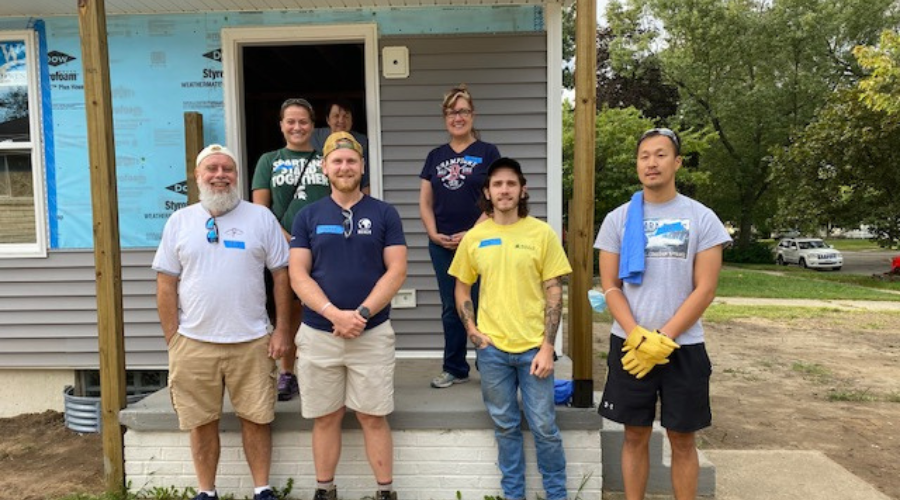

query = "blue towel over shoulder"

[619,191,646,285]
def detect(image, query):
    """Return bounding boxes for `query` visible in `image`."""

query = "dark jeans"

[428,240,478,378]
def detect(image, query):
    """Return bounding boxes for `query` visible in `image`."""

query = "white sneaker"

[431,371,469,388]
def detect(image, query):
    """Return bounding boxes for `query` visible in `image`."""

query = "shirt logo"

[436,156,483,191]
[644,218,690,259]
[357,218,373,235]
[515,243,535,251]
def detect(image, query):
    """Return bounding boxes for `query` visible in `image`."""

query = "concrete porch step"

[600,418,715,496]
[120,359,605,500]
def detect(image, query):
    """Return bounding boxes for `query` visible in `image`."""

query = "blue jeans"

[476,345,567,500]
[428,241,477,378]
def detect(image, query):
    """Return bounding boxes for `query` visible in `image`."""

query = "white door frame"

[221,24,382,197]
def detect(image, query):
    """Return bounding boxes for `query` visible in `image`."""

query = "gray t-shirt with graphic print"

[595,193,731,345]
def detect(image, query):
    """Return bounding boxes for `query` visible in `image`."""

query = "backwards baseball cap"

[195,144,237,167]
[486,157,526,184]
[322,131,364,159]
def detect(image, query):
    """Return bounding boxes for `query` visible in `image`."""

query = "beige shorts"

[296,320,395,419]
[168,333,277,430]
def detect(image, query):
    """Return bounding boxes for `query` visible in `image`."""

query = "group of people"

[154,83,730,500]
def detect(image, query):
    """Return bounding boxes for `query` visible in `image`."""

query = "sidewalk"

[712,296,900,311]
[603,450,892,499]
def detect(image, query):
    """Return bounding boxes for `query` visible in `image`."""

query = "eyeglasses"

[206,217,218,244]
[639,128,680,148]
[444,108,473,118]
[342,208,353,238]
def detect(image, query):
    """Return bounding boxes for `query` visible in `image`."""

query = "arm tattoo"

[543,277,563,344]
[458,299,476,329]
[457,299,482,347]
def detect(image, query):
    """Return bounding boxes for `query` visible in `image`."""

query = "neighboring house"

[0,0,565,416]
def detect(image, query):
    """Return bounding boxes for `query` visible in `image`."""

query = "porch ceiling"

[0,0,560,18]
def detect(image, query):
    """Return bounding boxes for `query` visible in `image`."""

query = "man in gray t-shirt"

[594,128,731,500]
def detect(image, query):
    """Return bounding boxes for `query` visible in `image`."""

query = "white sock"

[200,490,217,498]
[254,485,272,494]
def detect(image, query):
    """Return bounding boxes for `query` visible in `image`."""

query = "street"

[837,250,898,275]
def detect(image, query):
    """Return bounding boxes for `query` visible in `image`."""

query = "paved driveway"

[839,250,898,275]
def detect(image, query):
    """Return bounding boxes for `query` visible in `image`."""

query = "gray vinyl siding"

[0,250,162,368]
[0,32,549,368]
[380,33,549,352]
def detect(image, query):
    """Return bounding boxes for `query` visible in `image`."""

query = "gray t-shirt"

[595,194,731,345]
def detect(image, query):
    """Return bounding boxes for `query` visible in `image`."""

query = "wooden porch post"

[184,112,204,204]
[569,0,598,408]
[78,0,126,491]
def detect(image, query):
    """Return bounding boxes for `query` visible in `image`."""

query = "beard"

[331,174,362,194]
[198,180,241,214]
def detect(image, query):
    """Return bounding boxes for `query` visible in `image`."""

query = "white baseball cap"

[195,144,237,167]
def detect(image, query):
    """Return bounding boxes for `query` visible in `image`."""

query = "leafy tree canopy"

[605,0,899,247]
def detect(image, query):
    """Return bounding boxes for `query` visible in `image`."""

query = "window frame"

[0,30,48,258]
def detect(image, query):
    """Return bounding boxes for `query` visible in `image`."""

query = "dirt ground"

[1,311,898,500]
[592,311,900,500]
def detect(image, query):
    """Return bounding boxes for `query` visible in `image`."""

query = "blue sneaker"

[254,488,278,500]
[192,494,218,500]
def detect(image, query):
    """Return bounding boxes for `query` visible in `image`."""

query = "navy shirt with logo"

[420,140,501,235]
[291,195,407,331]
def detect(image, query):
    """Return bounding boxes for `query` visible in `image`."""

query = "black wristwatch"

[356,305,371,320]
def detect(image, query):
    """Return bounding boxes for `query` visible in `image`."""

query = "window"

[0,31,47,257]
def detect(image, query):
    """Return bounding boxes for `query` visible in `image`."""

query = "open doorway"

[221,24,382,197]
[242,43,366,198]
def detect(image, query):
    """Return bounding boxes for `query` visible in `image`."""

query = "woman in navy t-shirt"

[419,84,500,389]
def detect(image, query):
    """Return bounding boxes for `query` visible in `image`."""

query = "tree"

[596,27,679,120]
[607,0,899,248]
[561,6,679,119]
[773,31,900,248]
[773,88,900,248]
[0,87,28,122]
[854,30,900,116]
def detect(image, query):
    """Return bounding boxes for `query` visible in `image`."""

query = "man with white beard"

[153,144,291,500]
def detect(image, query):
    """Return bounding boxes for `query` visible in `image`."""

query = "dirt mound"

[0,410,104,499]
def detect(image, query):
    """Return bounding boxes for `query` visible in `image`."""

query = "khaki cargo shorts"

[296,320,395,418]
[168,333,277,430]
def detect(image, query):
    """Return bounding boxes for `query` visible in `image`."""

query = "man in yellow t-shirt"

[448,157,572,500]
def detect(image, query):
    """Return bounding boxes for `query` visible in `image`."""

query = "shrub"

[723,241,774,264]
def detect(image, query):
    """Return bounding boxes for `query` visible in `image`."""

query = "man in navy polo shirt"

[289,131,407,500]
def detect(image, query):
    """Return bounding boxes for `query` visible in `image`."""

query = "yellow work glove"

[620,326,680,379]
[621,347,660,379]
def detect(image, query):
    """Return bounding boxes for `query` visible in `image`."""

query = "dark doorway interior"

[241,43,366,197]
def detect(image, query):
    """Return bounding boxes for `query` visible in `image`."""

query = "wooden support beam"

[77,0,126,491]
[569,0,598,408]
[184,112,204,204]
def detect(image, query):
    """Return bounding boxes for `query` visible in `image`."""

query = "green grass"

[827,388,879,402]
[717,269,900,301]
[824,239,885,251]
[702,304,845,322]
[791,361,831,379]
[727,264,900,291]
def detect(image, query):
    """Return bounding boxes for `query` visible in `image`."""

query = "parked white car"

[774,238,843,271]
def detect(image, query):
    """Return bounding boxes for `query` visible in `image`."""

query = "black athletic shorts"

[599,334,712,433]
